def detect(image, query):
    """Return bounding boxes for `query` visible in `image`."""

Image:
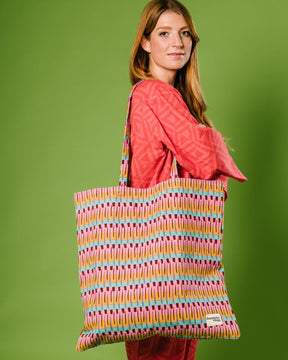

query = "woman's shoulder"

[131,78,179,102]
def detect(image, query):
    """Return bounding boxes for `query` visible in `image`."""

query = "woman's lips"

[168,53,184,57]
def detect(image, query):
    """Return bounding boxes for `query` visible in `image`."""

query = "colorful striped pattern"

[74,80,240,352]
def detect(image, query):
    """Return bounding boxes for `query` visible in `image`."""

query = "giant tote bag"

[74,80,240,351]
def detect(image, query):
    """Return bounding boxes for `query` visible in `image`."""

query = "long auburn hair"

[129,0,213,128]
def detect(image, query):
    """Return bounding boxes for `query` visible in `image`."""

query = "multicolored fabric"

[74,80,240,352]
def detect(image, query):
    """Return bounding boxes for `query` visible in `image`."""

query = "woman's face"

[141,11,193,84]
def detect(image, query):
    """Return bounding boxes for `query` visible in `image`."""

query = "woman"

[125,1,247,359]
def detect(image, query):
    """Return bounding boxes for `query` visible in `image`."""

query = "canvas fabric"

[74,80,241,352]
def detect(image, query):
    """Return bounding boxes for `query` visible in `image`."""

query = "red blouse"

[129,79,247,199]
[125,79,247,360]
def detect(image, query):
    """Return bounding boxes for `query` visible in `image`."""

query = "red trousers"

[125,336,198,360]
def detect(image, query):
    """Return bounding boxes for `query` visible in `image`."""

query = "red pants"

[125,336,198,360]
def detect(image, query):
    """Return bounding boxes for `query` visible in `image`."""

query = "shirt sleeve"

[146,86,247,184]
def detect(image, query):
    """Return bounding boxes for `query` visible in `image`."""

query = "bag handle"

[119,79,179,187]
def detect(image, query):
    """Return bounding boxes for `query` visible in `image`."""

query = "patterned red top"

[126,79,246,358]
[129,79,247,199]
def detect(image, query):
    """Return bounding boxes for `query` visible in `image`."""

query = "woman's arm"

[144,83,247,184]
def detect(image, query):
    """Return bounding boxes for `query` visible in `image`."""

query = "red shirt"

[129,79,247,199]
[125,79,247,359]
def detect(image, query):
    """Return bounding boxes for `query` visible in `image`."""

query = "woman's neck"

[149,67,176,87]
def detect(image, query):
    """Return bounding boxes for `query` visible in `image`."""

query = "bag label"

[206,314,223,327]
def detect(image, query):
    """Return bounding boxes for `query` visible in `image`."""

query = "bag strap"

[119,79,179,187]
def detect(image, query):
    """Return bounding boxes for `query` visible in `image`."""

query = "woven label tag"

[206,314,223,327]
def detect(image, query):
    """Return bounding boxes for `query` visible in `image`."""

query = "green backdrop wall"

[0,0,287,359]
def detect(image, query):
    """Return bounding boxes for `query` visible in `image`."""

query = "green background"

[0,0,287,359]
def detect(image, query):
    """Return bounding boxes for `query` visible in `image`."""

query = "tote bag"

[74,80,240,351]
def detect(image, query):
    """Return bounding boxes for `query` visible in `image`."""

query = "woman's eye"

[159,32,168,37]
[181,30,191,37]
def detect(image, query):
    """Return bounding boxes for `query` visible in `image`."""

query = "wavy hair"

[129,0,213,127]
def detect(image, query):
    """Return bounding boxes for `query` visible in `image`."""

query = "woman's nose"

[171,33,183,47]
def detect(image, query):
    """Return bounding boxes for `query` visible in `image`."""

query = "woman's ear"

[141,36,151,53]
